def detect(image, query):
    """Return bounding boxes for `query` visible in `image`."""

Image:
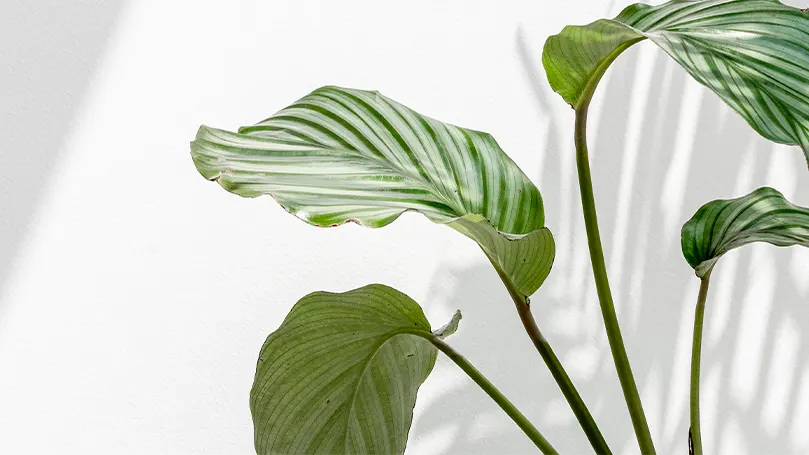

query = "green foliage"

[192,86,543,230]
[190,2,809,454]
[682,187,809,277]
[448,214,554,298]
[250,284,448,455]
[543,0,809,163]
[192,86,553,297]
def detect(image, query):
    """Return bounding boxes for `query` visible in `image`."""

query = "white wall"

[2,1,808,454]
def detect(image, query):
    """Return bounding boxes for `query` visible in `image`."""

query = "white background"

[2,0,809,454]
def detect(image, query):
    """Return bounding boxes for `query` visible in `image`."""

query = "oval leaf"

[682,187,809,277]
[192,86,553,296]
[250,284,451,455]
[543,0,809,163]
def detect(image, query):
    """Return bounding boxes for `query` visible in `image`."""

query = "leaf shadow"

[412,263,597,455]
[414,26,809,455]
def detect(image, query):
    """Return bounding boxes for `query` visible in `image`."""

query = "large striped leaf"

[192,86,552,297]
[543,0,809,163]
[681,187,809,277]
[250,284,449,455]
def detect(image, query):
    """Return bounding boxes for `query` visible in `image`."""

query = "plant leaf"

[681,187,809,277]
[192,86,553,296]
[433,309,462,339]
[447,214,555,297]
[543,0,809,162]
[250,284,452,455]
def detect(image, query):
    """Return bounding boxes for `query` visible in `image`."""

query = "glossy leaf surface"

[682,187,809,277]
[192,86,553,296]
[250,284,447,455]
[543,0,809,162]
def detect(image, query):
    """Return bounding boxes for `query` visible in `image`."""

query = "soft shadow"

[0,0,126,295]
[588,41,809,455]
[412,264,596,454]
[418,27,809,455]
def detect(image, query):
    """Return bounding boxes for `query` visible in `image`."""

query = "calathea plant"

[190,0,809,453]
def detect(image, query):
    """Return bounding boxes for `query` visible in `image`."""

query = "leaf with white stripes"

[192,86,553,297]
[250,284,451,455]
[682,187,809,277]
[543,0,809,163]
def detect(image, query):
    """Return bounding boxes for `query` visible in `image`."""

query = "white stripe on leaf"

[543,0,809,164]
[191,86,553,297]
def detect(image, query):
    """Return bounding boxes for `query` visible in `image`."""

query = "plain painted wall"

[2,1,809,454]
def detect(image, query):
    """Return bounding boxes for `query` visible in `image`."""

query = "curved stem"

[427,334,559,455]
[689,271,712,455]
[494,266,613,454]
[573,43,656,454]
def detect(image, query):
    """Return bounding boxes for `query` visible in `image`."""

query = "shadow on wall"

[414,27,809,455]
[0,0,125,298]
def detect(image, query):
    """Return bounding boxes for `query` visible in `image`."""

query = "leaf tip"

[433,310,462,340]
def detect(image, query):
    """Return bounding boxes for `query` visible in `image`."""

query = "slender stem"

[689,271,712,455]
[493,265,612,454]
[427,334,559,455]
[573,43,656,454]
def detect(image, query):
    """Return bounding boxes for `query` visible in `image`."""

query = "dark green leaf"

[681,187,809,277]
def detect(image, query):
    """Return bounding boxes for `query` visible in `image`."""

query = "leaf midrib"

[341,327,433,452]
[246,111,469,221]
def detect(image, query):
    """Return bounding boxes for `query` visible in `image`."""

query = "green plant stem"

[689,271,712,455]
[573,44,656,454]
[493,265,612,454]
[427,334,559,455]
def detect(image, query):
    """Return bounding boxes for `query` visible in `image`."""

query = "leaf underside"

[682,187,809,277]
[448,214,555,297]
[192,86,553,296]
[250,284,441,455]
[543,0,809,163]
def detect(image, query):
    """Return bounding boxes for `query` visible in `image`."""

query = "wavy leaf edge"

[250,283,460,455]
[192,86,555,296]
[681,186,809,277]
[542,0,809,163]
